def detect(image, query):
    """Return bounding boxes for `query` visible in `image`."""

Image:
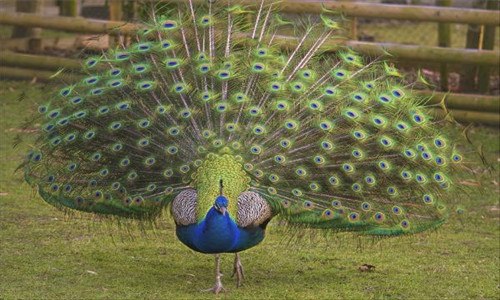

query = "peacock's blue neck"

[176,207,266,254]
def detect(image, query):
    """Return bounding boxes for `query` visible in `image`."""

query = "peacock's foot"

[232,252,245,287]
[202,253,226,294]
[202,280,226,294]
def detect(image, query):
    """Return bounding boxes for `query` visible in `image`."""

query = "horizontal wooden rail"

[0,13,138,35]
[345,41,497,66]
[0,51,81,70]
[181,0,500,25]
[418,91,499,113]
[432,108,500,126]
[0,14,497,66]
[0,66,81,82]
[266,34,499,65]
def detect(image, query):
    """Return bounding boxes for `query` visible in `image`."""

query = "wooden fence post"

[459,0,486,92]
[109,0,124,48]
[437,0,452,92]
[477,0,498,94]
[59,0,78,17]
[339,0,357,39]
[123,0,139,22]
[11,0,44,53]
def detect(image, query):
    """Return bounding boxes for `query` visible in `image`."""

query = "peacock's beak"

[219,207,227,216]
[214,204,227,216]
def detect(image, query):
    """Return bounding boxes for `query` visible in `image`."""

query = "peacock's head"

[213,195,228,216]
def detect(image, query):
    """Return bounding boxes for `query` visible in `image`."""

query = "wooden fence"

[0,0,498,125]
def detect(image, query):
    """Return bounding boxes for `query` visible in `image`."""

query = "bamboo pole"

[431,108,500,126]
[0,51,81,71]
[417,90,500,112]
[477,0,499,94]
[437,0,452,92]
[177,0,500,25]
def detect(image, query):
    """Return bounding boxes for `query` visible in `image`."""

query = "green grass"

[0,81,499,299]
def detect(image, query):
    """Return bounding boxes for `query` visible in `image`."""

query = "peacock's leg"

[203,254,225,294]
[232,252,245,287]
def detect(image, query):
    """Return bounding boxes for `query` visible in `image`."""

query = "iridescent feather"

[23,0,471,240]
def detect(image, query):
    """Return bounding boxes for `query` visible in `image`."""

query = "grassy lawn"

[0,80,498,299]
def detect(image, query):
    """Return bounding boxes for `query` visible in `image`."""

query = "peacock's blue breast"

[175,208,266,254]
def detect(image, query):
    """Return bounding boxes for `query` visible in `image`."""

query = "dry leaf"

[358,264,376,272]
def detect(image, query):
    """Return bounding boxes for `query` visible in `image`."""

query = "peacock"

[22,0,470,293]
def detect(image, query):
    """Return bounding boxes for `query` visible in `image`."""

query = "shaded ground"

[0,81,498,299]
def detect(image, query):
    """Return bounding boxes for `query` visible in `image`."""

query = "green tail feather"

[22,0,471,235]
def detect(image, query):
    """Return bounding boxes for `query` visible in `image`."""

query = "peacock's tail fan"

[23,0,471,230]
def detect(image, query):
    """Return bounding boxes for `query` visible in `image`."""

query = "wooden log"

[431,108,500,126]
[0,51,81,71]
[179,0,500,25]
[0,66,81,82]
[417,90,500,112]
